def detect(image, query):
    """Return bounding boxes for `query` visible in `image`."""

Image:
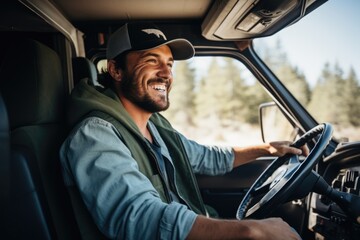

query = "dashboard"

[308,142,360,240]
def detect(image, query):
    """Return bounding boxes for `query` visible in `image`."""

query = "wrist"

[237,219,261,240]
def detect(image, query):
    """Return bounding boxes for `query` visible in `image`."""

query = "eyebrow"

[141,52,174,63]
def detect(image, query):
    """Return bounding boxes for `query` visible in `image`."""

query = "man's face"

[120,45,174,113]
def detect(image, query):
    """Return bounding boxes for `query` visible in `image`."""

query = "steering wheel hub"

[270,168,287,188]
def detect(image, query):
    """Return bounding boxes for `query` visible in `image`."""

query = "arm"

[177,133,234,175]
[60,117,197,240]
[232,141,309,168]
[186,215,301,240]
[178,131,308,174]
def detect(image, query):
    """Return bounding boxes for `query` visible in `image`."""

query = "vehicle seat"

[72,57,102,87]
[0,92,10,229]
[67,59,109,239]
[0,38,80,239]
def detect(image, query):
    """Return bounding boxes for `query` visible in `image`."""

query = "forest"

[162,43,360,145]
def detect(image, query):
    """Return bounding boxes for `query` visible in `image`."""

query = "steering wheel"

[236,123,333,220]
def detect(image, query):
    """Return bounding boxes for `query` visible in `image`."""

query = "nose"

[157,62,172,80]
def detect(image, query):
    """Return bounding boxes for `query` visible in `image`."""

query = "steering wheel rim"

[236,123,333,220]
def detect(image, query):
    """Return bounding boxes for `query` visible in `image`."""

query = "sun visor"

[201,0,324,41]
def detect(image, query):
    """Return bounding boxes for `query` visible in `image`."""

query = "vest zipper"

[148,149,172,203]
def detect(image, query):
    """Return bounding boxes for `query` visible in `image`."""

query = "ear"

[107,60,123,82]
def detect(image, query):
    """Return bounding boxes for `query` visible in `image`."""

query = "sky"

[256,0,360,87]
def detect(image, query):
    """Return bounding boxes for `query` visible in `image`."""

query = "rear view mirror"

[259,102,299,143]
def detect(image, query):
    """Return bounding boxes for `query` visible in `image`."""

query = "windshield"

[253,0,360,142]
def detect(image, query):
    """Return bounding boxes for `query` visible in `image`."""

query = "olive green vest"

[88,111,207,215]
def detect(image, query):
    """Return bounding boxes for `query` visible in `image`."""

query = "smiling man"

[60,22,305,240]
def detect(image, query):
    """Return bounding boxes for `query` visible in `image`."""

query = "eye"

[146,58,157,64]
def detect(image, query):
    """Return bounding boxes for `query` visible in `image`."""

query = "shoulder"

[75,116,115,131]
[66,116,120,142]
[60,116,128,158]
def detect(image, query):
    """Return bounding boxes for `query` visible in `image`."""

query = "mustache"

[148,78,170,87]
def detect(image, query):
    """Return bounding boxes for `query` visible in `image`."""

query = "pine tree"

[194,58,227,126]
[221,58,248,124]
[342,67,360,126]
[308,63,345,124]
[163,60,196,126]
[276,63,311,105]
[244,83,272,124]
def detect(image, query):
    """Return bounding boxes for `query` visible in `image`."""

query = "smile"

[151,84,167,92]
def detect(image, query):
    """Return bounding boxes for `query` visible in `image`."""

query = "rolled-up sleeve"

[177,133,234,175]
[60,117,197,240]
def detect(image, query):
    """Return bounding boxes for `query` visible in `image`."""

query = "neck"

[119,96,153,141]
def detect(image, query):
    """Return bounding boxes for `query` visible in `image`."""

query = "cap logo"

[141,29,167,40]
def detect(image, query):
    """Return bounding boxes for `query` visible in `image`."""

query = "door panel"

[196,158,272,218]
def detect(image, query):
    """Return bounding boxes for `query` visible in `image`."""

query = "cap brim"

[165,39,195,60]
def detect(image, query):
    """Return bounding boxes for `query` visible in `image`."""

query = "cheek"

[132,62,146,75]
[132,65,154,84]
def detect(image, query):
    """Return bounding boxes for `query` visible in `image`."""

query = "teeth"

[152,85,166,91]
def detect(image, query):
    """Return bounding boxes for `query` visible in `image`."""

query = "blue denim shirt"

[60,117,234,240]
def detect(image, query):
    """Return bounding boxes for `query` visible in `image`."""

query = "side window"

[162,56,272,146]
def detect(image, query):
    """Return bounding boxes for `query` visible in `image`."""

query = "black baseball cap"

[106,22,195,60]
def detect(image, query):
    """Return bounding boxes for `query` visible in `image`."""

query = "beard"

[120,72,170,113]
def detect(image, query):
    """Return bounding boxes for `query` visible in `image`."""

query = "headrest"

[0,93,10,200]
[72,57,100,86]
[0,39,65,129]
[0,93,9,137]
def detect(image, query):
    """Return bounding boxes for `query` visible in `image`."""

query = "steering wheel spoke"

[288,154,300,164]
[246,202,261,218]
[253,181,270,195]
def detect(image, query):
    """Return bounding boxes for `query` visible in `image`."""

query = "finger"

[288,147,302,155]
[300,144,310,156]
